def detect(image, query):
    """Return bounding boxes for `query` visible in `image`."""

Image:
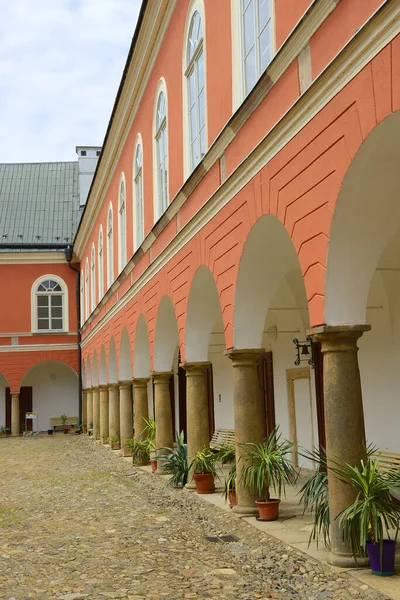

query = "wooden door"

[206,364,215,441]
[5,387,33,433]
[258,351,276,438]
[178,363,187,440]
[313,342,326,453]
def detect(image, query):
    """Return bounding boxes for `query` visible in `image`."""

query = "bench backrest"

[210,428,235,449]
[50,417,79,427]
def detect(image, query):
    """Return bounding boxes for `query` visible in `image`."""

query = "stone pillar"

[132,378,150,441]
[119,381,133,457]
[153,371,174,469]
[92,386,100,440]
[226,348,265,516]
[99,385,109,444]
[182,362,211,488]
[82,389,87,428]
[309,324,370,567]
[86,388,93,433]
[108,383,120,448]
[11,392,20,436]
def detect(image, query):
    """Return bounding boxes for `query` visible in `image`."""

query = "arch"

[31,274,69,333]
[182,0,208,178]
[186,266,225,361]
[325,112,400,325]
[99,345,107,385]
[153,79,169,221]
[119,328,132,381]
[154,295,179,372]
[134,314,151,378]
[118,172,127,273]
[133,134,144,251]
[92,352,99,387]
[234,215,306,348]
[108,337,118,384]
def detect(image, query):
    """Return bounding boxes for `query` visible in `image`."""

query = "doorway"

[286,368,314,468]
[6,387,33,433]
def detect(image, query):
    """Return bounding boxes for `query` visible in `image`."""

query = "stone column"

[82,389,87,428]
[92,386,100,440]
[119,381,133,457]
[132,378,150,441]
[86,388,93,433]
[182,362,211,489]
[11,392,20,436]
[99,385,109,444]
[226,348,265,516]
[153,371,174,469]
[309,324,370,567]
[108,383,120,448]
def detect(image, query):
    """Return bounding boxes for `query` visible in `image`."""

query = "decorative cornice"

[0,251,68,264]
[0,343,78,353]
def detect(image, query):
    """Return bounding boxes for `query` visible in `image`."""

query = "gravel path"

[0,435,387,600]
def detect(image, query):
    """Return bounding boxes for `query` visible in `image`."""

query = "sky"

[0,0,141,163]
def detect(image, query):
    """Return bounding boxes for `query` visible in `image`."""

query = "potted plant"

[331,457,400,576]
[131,438,150,465]
[239,427,298,521]
[61,413,69,434]
[216,442,237,508]
[142,417,157,470]
[110,435,120,450]
[189,448,217,494]
[157,431,188,488]
[298,446,330,548]
[88,422,93,436]
[101,433,109,445]
[0,426,10,438]
[82,423,88,434]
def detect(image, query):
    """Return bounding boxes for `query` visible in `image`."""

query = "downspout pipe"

[65,245,82,428]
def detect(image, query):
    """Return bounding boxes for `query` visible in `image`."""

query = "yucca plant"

[157,431,189,488]
[298,446,330,548]
[223,461,237,501]
[189,448,218,476]
[239,427,298,502]
[215,441,236,465]
[131,438,150,465]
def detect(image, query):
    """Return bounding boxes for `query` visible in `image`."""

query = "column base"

[185,481,197,490]
[328,551,370,568]
[121,447,132,457]
[232,504,259,517]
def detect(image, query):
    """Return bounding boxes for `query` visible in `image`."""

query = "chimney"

[76,146,102,207]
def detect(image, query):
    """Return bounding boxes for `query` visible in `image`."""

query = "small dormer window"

[96,150,100,157]
[81,150,87,157]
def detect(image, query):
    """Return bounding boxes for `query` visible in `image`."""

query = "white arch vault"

[154,296,179,372]
[134,315,151,378]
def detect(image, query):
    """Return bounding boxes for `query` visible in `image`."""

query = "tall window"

[90,244,96,312]
[35,278,65,331]
[85,259,89,319]
[107,205,114,287]
[155,90,168,218]
[134,143,144,250]
[242,0,272,95]
[98,226,104,300]
[118,175,127,271]
[186,11,206,171]
[80,270,84,325]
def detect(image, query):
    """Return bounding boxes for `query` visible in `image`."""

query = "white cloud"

[0,0,141,162]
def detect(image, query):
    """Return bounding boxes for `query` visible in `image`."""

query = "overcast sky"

[0,0,141,163]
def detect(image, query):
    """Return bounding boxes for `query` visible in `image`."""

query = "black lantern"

[293,336,314,368]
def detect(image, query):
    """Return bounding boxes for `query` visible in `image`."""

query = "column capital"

[108,382,119,391]
[118,380,132,390]
[132,377,151,387]
[181,361,210,374]
[152,371,173,383]
[10,391,20,398]
[308,324,371,352]
[225,348,265,365]
[99,384,109,392]
[92,385,100,392]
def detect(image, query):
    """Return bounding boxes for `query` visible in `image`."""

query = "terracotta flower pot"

[111,441,120,450]
[255,499,280,521]
[151,459,157,472]
[228,489,237,509]
[193,472,215,494]
[63,428,69,434]
[83,427,87,434]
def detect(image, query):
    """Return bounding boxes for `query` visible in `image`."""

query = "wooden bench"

[374,450,400,473]
[210,428,235,451]
[50,417,79,430]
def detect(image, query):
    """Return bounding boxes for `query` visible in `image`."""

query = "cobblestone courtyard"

[0,436,388,600]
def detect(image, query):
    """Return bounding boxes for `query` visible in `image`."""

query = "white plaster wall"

[23,362,78,432]
[208,338,234,429]
[0,375,7,428]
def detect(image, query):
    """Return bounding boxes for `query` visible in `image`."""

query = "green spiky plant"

[157,431,189,488]
[239,427,298,502]
[298,446,330,547]
[189,448,218,476]
[215,441,237,501]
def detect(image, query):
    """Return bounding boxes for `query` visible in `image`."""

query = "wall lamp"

[293,336,314,368]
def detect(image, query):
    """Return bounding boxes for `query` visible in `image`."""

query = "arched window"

[242,0,272,95]
[34,277,67,332]
[134,142,144,250]
[85,258,89,319]
[154,89,168,218]
[80,269,84,325]
[90,244,96,312]
[118,174,127,271]
[107,204,114,287]
[186,10,206,172]
[98,226,104,300]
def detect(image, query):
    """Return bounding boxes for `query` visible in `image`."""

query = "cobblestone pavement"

[0,436,387,600]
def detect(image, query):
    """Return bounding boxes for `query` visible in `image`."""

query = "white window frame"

[133,135,144,251]
[231,0,275,111]
[153,80,169,222]
[31,274,69,333]
[107,203,114,288]
[182,1,208,179]
[90,243,96,312]
[118,173,127,272]
[98,225,104,300]
[85,258,90,320]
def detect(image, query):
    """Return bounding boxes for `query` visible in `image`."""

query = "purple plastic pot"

[366,540,396,576]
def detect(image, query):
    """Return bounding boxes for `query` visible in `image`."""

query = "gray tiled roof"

[0,162,80,248]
